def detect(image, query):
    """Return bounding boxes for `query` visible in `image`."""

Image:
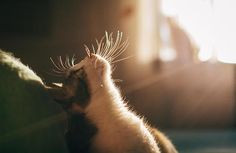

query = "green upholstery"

[0,50,68,153]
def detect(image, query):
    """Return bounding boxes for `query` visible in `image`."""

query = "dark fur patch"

[65,113,97,153]
[56,68,97,153]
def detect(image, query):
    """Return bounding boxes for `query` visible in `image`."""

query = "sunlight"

[161,0,236,64]
[138,0,159,64]
[214,0,236,64]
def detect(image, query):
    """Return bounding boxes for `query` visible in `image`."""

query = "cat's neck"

[84,79,160,153]
[85,79,126,127]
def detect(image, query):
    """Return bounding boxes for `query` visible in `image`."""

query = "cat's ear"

[46,83,68,102]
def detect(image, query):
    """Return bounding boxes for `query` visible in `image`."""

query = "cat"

[48,32,178,153]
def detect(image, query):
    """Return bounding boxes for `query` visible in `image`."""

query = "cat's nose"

[89,54,97,63]
[90,54,96,59]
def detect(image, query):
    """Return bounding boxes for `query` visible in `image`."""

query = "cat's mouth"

[49,67,91,112]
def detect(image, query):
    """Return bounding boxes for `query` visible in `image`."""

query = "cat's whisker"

[105,31,128,62]
[106,57,113,63]
[57,56,64,70]
[85,31,129,64]
[84,45,91,58]
[50,57,64,72]
[111,55,133,64]
[111,65,117,73]
[110,40,129,61]
[56,63,64,72]
[113,79,123,83]
[96,36,105,55]
[109,41,119,59]
[59,56,67,70]
[69,56,73,67]
[100,34,111,58]
[65,55,72,68]
[71,54,76,66]
[99,42,105,56]
[92,44,96,54]
[64,56,69,69]
[102,31,114,57]
[103,32,114,58]
[105,32,120,59]
[52,68,65,74]
[46,71,63,77]
[110,47,127,62]
[105,32,122,61]
[95,39,100,54]
[111,48,126,61]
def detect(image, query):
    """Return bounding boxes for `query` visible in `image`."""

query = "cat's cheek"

[70,103,84,113]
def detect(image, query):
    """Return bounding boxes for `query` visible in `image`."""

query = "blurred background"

[1,0,236,152]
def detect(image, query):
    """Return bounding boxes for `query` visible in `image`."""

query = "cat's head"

[48,32,128,113]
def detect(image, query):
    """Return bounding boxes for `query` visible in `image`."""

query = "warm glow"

[159,19,176,62]
[160,47,176,62]
[214,0,236,64]
[198,45,214,62]
[162,0,236,64]
[138,0,159,64]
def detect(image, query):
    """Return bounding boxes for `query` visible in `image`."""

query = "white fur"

[86,86,160,153]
